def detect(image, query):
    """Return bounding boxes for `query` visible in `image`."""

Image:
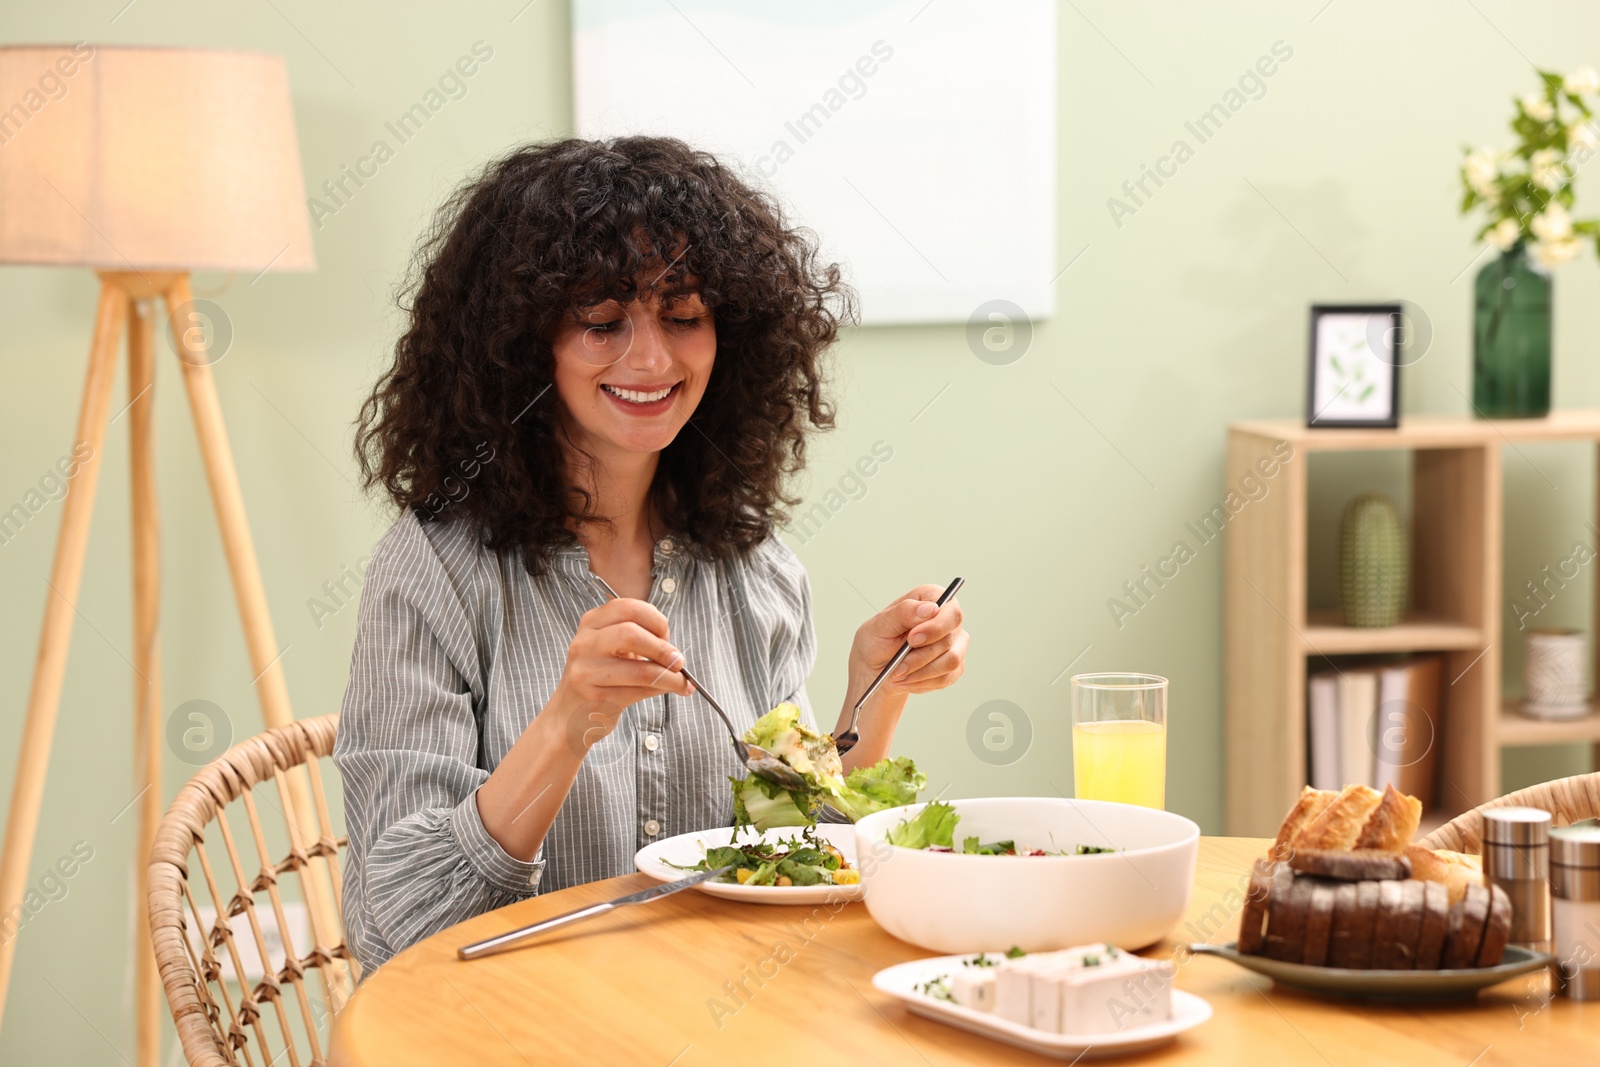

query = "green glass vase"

[1472,243,1551,418]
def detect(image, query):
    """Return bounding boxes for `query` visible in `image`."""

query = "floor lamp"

[0,46,340,1065]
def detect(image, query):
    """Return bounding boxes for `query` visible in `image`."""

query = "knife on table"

[457,866,733,960]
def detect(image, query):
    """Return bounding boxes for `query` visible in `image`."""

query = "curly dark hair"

[355,136,852,573]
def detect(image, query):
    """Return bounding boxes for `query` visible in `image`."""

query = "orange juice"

[1072,719,1166,809]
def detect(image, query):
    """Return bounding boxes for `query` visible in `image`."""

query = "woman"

[336,136,968,972]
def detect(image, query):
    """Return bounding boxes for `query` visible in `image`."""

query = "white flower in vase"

[1564,66,1600,95]
[1522,93,1557,121]
[1532,236,1582,267]
[1461,69,1600,275]
[1486,217,1521,251]
[1532,201,1574,242]
[1464,149,1500,196]
[1531,148,1569,190]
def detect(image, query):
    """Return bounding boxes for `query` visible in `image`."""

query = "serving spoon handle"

[834,576,965,755]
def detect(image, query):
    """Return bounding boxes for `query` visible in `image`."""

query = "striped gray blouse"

[333,510,816,973]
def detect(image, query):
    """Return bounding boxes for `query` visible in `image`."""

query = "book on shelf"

[1337,669,1378,788]
[1307,671,1340,791]
[1306,655,1442,805]
[1374,656,1442,801]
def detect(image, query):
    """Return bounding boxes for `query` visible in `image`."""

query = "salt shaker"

[1481,807,1552,953]
[1549,825,1600,1000]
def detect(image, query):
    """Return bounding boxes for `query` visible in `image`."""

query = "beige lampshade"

[0,44,315,273]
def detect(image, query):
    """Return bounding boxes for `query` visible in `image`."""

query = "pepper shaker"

[1481,807,1552,953]
[1549,825,1600,1000]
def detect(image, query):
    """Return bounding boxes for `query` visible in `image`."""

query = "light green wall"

[0,2,1595,1062]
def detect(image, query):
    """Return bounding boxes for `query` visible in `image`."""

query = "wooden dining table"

[329,837,1596,1065]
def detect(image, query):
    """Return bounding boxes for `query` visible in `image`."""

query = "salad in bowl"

[854,797,1200,953]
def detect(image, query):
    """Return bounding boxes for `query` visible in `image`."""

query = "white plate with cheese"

[872,951,1212,1059]
[633,824,864,904]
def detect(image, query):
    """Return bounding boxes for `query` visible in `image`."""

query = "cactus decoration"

[1338,493,1407,628]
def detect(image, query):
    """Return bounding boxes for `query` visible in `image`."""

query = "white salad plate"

[872,954,1212,1060]
[633,824,863,904]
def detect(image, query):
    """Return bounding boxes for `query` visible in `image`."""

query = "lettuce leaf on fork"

[731,772,816,828]
[832,756,926,822]
[744,701,843,785]
[730,704,927,830]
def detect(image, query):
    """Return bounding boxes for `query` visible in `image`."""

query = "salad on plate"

[671,826,860,886]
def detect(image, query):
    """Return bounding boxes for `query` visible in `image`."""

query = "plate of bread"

[1189,783,1553,998]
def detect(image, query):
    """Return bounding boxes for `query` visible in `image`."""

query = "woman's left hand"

[849,584,968,701]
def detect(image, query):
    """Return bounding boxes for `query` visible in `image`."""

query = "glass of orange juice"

[1071,673,1167,809]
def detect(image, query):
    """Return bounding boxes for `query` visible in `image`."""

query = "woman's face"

[550,288,716,462]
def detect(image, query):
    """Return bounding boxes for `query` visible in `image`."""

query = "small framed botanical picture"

[1306,304,1402,428]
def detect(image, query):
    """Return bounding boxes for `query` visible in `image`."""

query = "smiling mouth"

[601,383,679,405]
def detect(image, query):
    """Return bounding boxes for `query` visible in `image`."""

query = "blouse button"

[644,818,661,837]
[659,539,675,555]
[643,733,661,752]
[660,577,678,594]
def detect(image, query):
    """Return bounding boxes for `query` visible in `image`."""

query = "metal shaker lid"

[1482,806,1552,846]
[1551,825,1600,867]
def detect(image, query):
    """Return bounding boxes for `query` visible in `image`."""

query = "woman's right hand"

[551,598,692,757]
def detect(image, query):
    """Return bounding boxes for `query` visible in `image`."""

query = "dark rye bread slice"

[1263,874,1316,962]
[1328,882,1373,968]
[1290,848,1412,882]
[1302,879,1337,967]
[1349,881,1382,969]
[1387,879,1426,970]
[1414,880,1450,969]
[1441,883,1492,970]
[1474,884,1513,968]
[1239,860,1288,956]
[1371,880,1410,969]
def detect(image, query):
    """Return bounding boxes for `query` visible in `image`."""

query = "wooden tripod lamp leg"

[164,274,348,1002]
[0,281,127,1033]
[166,275,294,730]
[126,295,163,1067]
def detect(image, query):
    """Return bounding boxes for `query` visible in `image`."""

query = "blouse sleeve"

[750,535,819,724]
[333,516,543,968]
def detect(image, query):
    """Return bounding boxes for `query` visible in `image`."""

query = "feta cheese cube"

[1029,946,1117,1033]
[1028,961,1074,1032]
[995,945,1173,1035]
[949,967,996,1011]
[993,956,1044,1025]
[1057,956,1171,1035]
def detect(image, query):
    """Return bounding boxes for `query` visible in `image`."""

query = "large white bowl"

[853,797,1200,954]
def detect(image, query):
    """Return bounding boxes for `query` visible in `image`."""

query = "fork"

[834,577,965,756]
[589,574,808,791]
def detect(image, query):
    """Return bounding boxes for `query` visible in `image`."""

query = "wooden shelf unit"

[1224,412,1600,837]
[1496,700,1600,745]
[1301,610,1485,654]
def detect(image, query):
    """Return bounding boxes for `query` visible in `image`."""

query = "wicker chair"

[149,714,360,1067]
[1419,771,1600,853]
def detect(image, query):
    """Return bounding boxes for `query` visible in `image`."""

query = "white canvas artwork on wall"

[1311,312,1397,423]
[572,0,1058,325]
